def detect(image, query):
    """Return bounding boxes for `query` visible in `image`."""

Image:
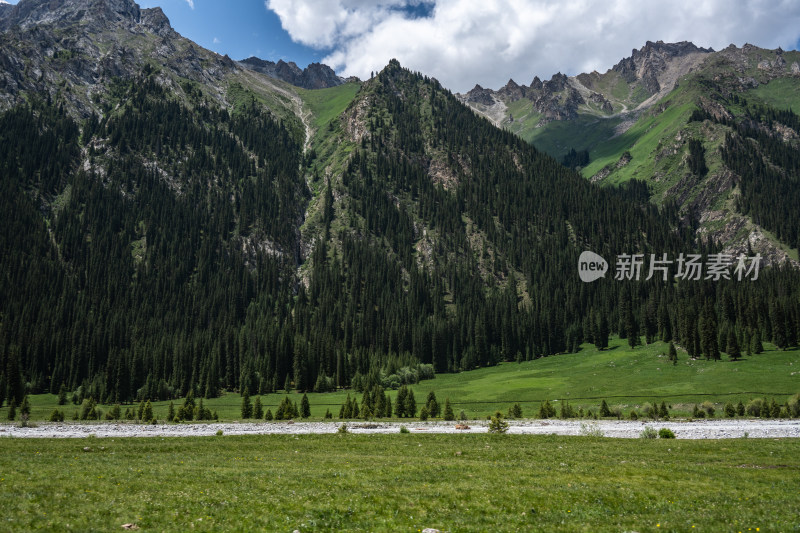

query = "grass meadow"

[5,337,798,422]
[0,433,798,532]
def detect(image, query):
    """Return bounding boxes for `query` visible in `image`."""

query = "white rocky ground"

[2,419,799,439]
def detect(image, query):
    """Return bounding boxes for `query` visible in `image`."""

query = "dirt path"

[2,419,798,439]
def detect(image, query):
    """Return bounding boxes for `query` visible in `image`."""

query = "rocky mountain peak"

[1,0,142,31]
[612,40,714,94]
[239,56,344,89]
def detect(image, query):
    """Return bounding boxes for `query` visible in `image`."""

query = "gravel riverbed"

[2,419,799,439]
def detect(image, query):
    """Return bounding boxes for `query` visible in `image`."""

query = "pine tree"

[143,400,153,422]
[600,399,612,418]
[443,398,455,421]
[404,388,416,418]
[426,390,439,418]
[167,401,175,421]
[727,328,741,361]
[301,393,310,419]
[19,395,31,417]
[7,399,16,421]
[419,406,429,420]
[595,312,609,350]
[265,408,273,421]
[57,384,67,406]
[241,387,253,419]
[254,397,263,419]
[668,341,678,365]
[488,411,509,434]
[659,401,669,420]
[395,386,407,417]
[137,400,146,420]
[751,330,764,354]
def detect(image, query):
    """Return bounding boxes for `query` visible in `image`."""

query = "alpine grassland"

[6,338,799,422]
[0,433,797,532]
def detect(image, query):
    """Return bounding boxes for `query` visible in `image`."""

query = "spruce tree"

[751,330,764,354]
[241,387,252,419]
[595,313,609,350]
[143,400,153,422]
[668,341,678,365]
[404,388,416,418]
[7,399,16,421]
[167,401,175,421]
[727,328,741,361]
[19,395,31,417]
[301,393,310,419]
[419,406,429,420]
[443,398,455,421]
[395,386,407,417]
[254,397,263,419]
[57,384,67,406]
[265,408,273,421]
[600,399,612,418]
[426,391,439,418]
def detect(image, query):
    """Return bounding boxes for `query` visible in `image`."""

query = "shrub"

[788,394,800,418]
[659,402,669,420]
[724,402,736,418]
[399,426,410,434]
[736,401,745,416]
[216,429,223,436]
[458,410,468,421]
[488,411,509,434]
[579,422,604,437]
[443,398,455,421]
[639,426,658,439]
[49,409,65,422]
[324,409,332,419]
[508,403,523,419]
[700,401,715,417]
[658,427,676,439]
[337,423,348,434]
[599,399,612,418]
[745,398,763,417]
[539,400,556,419]
[629,410,639,421]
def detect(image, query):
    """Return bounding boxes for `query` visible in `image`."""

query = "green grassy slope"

[9,338,799,421]
[0,434,797,532]
[297,82,362,130]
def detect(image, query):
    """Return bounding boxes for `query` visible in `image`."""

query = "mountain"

[1,0,799,405]
[459,41,800,264]
[239,57,349,89]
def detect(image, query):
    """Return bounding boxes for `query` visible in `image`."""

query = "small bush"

[639,426,658,439]
[724,402,736,417]
[216,429,223,436]
[579,422,604,437]
[419,406,429,421]
[458,410,468,421]
[49,409,65,422]
[488,411,509,434]
[337,423,348,434]
[658,427,676,439]
[700,401,715,418]
[508,403,523,419]
[629,410,639,421]
[399,426,410,434]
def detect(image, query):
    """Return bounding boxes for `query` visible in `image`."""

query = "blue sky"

[3,0,800,92]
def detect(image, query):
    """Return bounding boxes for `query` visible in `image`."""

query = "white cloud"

[213,37,220,44]
[185,0,194,9]
[266,0,800,92]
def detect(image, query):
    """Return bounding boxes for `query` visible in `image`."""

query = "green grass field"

[298,82,362,131]
[5,337,799,422]
[0,433,797,532]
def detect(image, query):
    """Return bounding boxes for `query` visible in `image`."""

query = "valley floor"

[3,418,799,439]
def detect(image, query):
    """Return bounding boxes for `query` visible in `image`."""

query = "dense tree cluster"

[1,64,799,408]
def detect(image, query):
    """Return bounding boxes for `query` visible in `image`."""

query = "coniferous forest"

[2,62,800,407]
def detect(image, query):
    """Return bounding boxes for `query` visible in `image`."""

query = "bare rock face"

[496,78,525,101]
[1,0,142,32]
[464,84,496,106]
[239,57,345,89]
[612,40,714,95]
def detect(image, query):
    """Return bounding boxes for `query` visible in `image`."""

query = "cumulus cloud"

[185,0,194,9]
[266,0,800,92]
